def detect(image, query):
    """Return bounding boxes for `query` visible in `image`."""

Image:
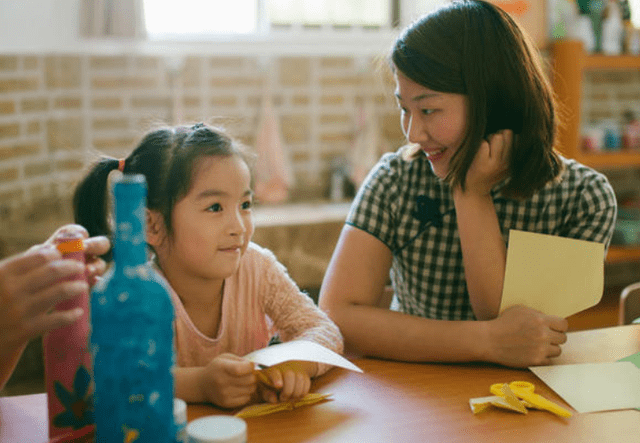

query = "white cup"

[187,415,247,443]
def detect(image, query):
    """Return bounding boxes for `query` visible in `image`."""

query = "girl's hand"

[462,129,512,197]
[259,361,317,403]
[198,353,257,408]
[484,305,568,368]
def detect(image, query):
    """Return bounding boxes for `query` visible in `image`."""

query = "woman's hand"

[462,129,512,197]
[258,360,316,403]
[198,353,257,409]
[483,305,568,367]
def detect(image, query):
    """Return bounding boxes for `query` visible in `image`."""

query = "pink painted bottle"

[43,234,94,439]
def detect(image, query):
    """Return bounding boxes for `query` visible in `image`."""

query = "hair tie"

[118,158,126,172]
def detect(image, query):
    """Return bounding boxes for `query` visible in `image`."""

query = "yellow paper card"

[499,230,604,318]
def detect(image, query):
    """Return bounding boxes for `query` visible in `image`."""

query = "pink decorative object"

[350,99,387,188]
[43,236,93,439]
[254,94,294,203]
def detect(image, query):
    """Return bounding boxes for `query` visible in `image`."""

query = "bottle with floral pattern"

[90,174,175,442]
[43,234,93,439]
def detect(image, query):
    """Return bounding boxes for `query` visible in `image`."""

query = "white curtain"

[80,0,146,38]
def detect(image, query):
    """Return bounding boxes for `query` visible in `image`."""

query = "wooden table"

[2,325,639,443]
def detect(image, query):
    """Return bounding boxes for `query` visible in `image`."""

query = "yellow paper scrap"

[234,393,332,418]
[469,395,526,414]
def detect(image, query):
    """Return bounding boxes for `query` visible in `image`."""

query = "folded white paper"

[244,340,363,373]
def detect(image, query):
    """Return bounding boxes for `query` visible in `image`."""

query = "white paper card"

[244,340,363,373]
[530,362,640,413]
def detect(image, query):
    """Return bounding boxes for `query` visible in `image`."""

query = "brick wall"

[1,52,640,287]
[0,52,405,223]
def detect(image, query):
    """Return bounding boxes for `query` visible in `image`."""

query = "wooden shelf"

[584,53,640,70]
[572,151,640,169]
[607,245,640,264]
[552,40,640,169]
[552,41,640,264]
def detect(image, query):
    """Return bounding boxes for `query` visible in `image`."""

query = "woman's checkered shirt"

[346,150,617,321]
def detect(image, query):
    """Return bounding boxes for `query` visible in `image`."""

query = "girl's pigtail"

[73,157,120,239]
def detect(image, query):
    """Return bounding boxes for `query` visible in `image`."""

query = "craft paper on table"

[617,352,640,411]
[499,230,604,318]
[618,351,640,368]
[244,340,363,373]
[530,362,640,413]
[235,393,332,418]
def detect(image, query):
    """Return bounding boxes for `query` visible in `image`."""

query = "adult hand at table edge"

[482,305,568,368]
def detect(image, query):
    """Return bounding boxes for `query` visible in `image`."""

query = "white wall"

[0,0,81,52]
[0,0,446,56]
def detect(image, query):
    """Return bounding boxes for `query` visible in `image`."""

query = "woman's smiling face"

[394,71,468,178]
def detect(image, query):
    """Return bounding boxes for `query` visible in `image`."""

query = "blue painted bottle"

[90,174,176,442]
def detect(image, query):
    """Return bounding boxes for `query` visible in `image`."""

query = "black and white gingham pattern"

[346,150,617,321]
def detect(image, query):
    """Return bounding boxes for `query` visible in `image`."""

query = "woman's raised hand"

[463,129,513,197]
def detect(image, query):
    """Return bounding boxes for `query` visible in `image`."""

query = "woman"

[319,0,616,368]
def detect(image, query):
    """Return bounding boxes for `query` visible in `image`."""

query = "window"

[143,0,259,37]
[143,0,445,40]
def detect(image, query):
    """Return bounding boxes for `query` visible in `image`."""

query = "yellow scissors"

[490,381,572,418]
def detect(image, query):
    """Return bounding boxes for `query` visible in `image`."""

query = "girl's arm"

[318,225,568,368]
[454,130,511,320]
[261,248,344,370]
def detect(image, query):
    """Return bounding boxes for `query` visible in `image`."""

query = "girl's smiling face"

[394,71,468,178]
[155,154,254,283]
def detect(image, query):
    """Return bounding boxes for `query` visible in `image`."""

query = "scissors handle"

[509,385,573,418]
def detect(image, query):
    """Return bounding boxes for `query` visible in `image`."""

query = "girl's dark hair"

[73,124,255,251]
[391,0,563,198]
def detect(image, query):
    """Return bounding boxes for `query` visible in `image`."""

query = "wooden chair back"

[619,282,640,325]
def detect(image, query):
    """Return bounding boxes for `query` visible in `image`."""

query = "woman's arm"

[319,225,484,361]
[453,189,506,320]
[319,225,568,367]
[454,130,511,320]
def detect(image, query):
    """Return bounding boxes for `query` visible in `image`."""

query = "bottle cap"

[56,238,84,254]
[186,416,247,443]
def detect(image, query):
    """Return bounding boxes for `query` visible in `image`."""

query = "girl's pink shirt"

[166,242,343,376]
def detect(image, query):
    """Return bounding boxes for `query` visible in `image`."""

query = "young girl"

[73,123,343,408]
[319,0,616,368]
